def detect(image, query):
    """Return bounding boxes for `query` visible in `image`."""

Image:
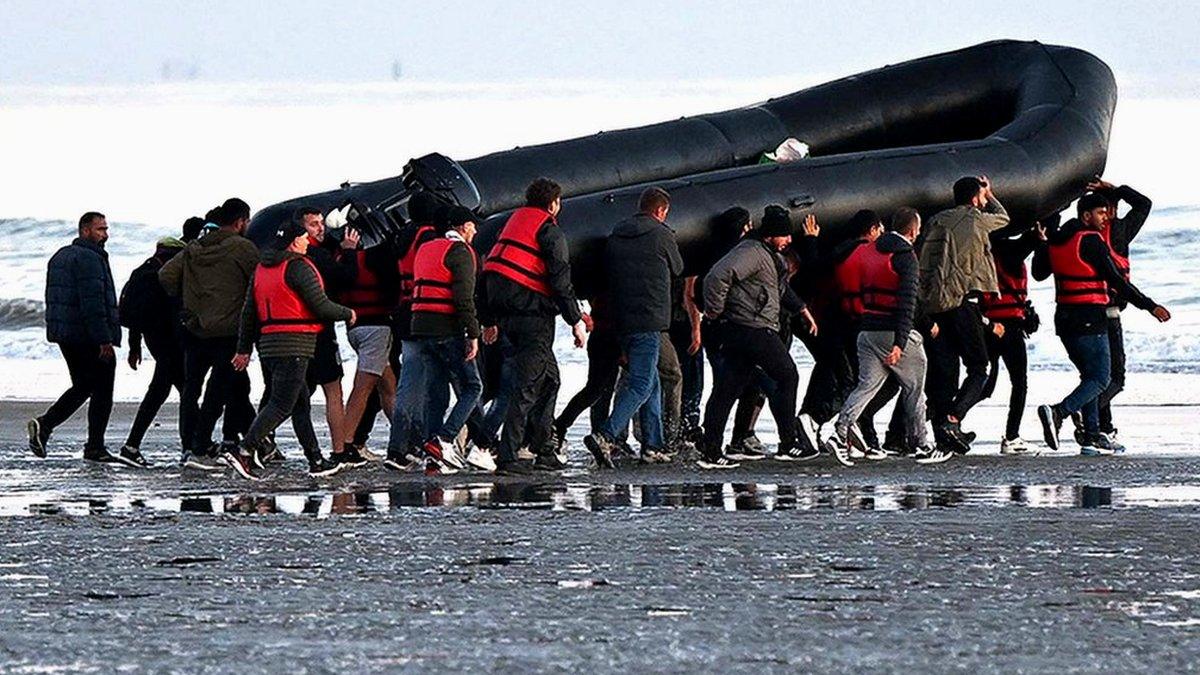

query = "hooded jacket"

[859,232,920,349]
[605,213,684,334]
[918,197,1011,313]
[704,237,787,332]
[237,248,353,359]
[45,237,121,346]
[159,228,259,338]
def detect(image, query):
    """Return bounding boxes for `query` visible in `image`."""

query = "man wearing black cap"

[1033,193,1170,455]
[584,186,683,467]
[228,212,356,478]
[697,204,805,468]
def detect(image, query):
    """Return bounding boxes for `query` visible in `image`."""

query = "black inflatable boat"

[248,39,1115,293]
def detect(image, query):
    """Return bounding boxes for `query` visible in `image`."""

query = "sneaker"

[465,446,498,472]
[258,445,284,464]
[726,436,768,461]
[796,414,820,454]
[1070,412,1087,446]
[246,445,267,471]
[423,438,466,470]
[828,427,855,467]
[383,453,422,472]
[1000,437,1031,455]
[613,440,637,458]
[862,445,889,461]
[846,425,870,459]
[307,455,342,478]
[915,446,954,465]
[938,420,972,454]
[882,433,912,457]
[696,452,740,469]
[83,447,121,465]
[534,452,569,471]
[775,443,820,462]
[117,445,152,468]
[181,450,225,472]
[222,448,260,480]
[332,445,370,470]
[1093,432,1126,455]
[27,418,48,458]
[583,433,616,469]
[354,444,381,462]
[1038,405,1063,451]
[1079,442,1109,457]
[496,459,537,476]
[639,448,674,465]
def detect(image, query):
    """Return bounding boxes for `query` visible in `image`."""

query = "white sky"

[1,0,1197,92]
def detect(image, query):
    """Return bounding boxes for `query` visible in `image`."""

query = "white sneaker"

[847,426,868,459]
[454,427,470,457]
[356,445,381,462]
[796,414,820,453]
[439,443,467,471]
[915,446,954,465]
[828,428,855,467]
[465,446,497,472]
[1000,437,1031,455]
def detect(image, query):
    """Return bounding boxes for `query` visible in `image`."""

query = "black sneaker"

[613,440,637,458]
[383,452,420,472]
[639,447,674,465]
[181,449,224,472]
[332,445,370,470]
[696,452,740,470]
[1038,404,1063,451]
[584,433,616,469]
[775,443,820,462]
[117,445,153,468]
[882,432,912,457]
[307,455,341,478]
[725,436,768,461]
[27,418,48,458]
[222,447,260,480]
[83,446,121,465]
[533,452,568,471]
[496,459,537,476]
[259,445,285,464]
[937,421,971,454]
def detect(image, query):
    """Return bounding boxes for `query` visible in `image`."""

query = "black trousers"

[702,321,765,441]
[702,324,799,451]
[126,329,185,448]
[982,321,1028,440]
[555,329,620,437]
[926,301,990,422]
[799,325,857,425]
[497,316,559,464]
[246,356,319,458]
[668,320,704,433]
[1097,316,1125,434]
[181,334,253,452]
[40,342,115,452]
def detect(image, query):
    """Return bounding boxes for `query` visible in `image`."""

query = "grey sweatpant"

[836,330,929,449]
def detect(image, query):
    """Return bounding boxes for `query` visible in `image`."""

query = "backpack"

[118,257,167,331]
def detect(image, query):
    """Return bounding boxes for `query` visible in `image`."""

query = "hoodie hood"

[612,213,666,238]
[189,229,252,270]
[876,231,914,254]
[259,247,300,268]
[1048,217,1088,245]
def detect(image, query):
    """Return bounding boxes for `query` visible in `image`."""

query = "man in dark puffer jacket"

[28,212,133,465]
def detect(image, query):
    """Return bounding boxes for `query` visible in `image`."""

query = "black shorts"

[306,329,344,387]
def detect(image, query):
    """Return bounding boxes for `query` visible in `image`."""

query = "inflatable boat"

[248,40,1116,294]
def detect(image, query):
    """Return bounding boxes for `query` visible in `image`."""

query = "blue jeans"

[388,337,483,453]
[600,332,663,449]
[1058,332,1112,434]
[467,334,515,447]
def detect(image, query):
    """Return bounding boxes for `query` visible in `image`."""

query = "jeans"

[669,321,704,433]
[40,342,116,452]
[702,324,799,451]
[181,333,253,452]
[467,335,516,447]
[245,356,319,457]
[600,332,664,449]
[926,301,990,422]
[1097,316,1125,433]
[423,337,484,443]
[982,321,1028,440]
[836,331,929,449]
[126,328,185,448]
[1058,332,1112,434]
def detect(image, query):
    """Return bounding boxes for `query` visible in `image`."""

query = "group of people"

[27,173,1170,478]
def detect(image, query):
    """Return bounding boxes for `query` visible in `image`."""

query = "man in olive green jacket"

[917,176,1010,453]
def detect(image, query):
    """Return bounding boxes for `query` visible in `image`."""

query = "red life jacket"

[397,224,437,304]
[254,257,324,334]
[859,242,901,317]
[336,249,392,320]
[1048,230,1109,306]
[412,238,477,315]
[1101,227,1131,281]
[833,240,871,318]
[482,207,553,296]
[983,254,1028,321]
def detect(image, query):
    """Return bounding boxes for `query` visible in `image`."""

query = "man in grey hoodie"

[585,187,683,467]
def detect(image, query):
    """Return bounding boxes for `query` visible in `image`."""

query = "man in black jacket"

[584,187,684,467]
[1033,193,1170,454]
[29,212,132,465]
[119,233,188,462]
[481,178,587,474]
[833,208,941,465]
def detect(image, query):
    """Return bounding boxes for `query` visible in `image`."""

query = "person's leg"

[923,310,958,423]
[287,371,322,461]
[354,391,382,446]
[1002,330,1028,440]
[386,340,429,458]
[85,349,115,451]
[656,332,682,447]
[1097,316,1125,434]
[475,335,518,447]
[496,318,552,465]
[40,343,98,437]
[125,330,178,448]
[195,338,231,449]
[701,330,758,452]
[321,380,345,455]
[178,335,209,451]
[434,339,484,441]
[525,325,561,456]
[1058,333,1112,434]
[836,332,892,438]
[951,302,991,421]
[669,321,703,434]
[245,357,309,448]
[982,328,1003,403]
[599,332,662,440]
[858,375,900,448]
[555,330,614,435]
[890,331,930,449]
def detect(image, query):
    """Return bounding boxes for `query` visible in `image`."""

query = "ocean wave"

[0,299,43,331]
